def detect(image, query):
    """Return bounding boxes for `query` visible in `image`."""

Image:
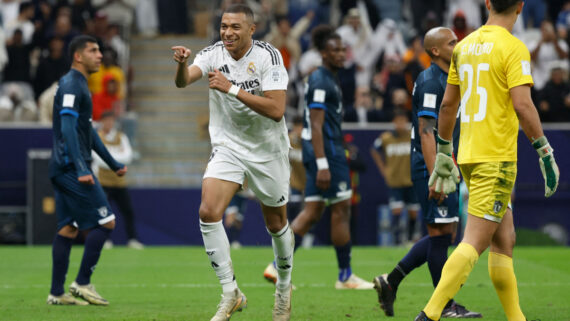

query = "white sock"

[200,220,237,293]
[268,222,294,290]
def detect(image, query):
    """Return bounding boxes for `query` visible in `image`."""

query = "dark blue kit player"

[287,25,373,289]
[47,35,127,306]
[372,27,481,318]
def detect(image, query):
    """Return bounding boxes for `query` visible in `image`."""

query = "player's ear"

[516,1,524,15]
[249,22,256,37]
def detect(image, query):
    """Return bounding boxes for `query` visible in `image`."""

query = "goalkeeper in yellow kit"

[414,1,560,321]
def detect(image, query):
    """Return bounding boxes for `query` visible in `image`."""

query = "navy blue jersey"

[49,69,94,177]
[411,63,460,181]
[301,66,344,161]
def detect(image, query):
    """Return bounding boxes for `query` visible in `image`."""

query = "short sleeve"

[306,76,328,110]
[416,80,443,119]
[191,45,215,77]
[260,48,289,91]
[505,40,534,89]
[448,48,460,86]
[57,83,81,118]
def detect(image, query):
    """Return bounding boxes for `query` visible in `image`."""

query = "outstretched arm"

[172,46,204,88]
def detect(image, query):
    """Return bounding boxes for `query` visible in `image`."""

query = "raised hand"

[171,46,192,64]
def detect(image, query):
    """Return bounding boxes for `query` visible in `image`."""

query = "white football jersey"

[192,40,290,162]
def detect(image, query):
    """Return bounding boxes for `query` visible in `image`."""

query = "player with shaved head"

[371,27,482,318]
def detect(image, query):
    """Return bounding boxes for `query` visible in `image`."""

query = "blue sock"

[387,235,430,289]
[335,241,352,281]
[427,234,452,288]
[50,234,73,295]
[293,232,303,252]
[76,226,112,285]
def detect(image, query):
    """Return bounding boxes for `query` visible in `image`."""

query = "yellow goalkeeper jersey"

[448,25,534,164]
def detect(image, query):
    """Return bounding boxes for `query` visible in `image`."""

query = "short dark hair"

[68,35,98,58]
[224,4,254,22]
[490,0,522,13]
[311,24,341,51]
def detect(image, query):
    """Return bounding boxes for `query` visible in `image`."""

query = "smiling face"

[220,12,255,59]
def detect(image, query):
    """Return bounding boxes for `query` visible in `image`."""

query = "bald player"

[371,27,482,318]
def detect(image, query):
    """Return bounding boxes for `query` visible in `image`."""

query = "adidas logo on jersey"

[277,195,285,203]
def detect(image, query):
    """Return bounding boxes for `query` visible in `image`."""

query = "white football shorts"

[203,146,290,207]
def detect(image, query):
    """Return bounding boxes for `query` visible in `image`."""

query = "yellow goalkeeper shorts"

[460,162,517,222]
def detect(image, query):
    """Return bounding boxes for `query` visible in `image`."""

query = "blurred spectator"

[0,26,8,81]
[34,37,67,100]
[92,0,137,30]
[556,1,570,40]
[4,1,35,45]
[410,0,445,35]
[92,111,144,250]
[445,0,482,33]
[373,0,402,22]
[372,55,407,117]
[45,12,80,53]
[450,10,473,42]
[345,86,373,124]
[1,1,21,29]
[337,6,373,89]
[403,35,431,93]
[530,21,569,90]
[4,29,33,84]
[370,109,419,244]
[92,73,122,121]
[70,0,96,32]
[298,47,322,77]
[38,82,58,124]
[135,0,159,37]
[0,82,38,122]
[522,0,546,28]
[88,48,126,100]
[366,18,406,80]
[31,1,54,49]
[103,24,128,68]
[264,11,314,72]
[538,66,570,122]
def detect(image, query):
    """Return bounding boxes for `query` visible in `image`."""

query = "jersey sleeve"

[191,46,214,77]
[306,76,329,110]
[447,48,460,86]
[416,80,443,119]
[56,82,81,118]
[260,48,289,92]
[505,40,534,89]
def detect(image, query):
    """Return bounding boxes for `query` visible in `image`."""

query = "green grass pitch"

[1,246,569,320]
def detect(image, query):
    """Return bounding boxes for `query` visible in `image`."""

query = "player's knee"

[58,225,79,239]
[102,220,116,230]
[199,202,222,222]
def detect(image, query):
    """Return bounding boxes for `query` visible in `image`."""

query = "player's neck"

[485,13,517,33]
[71,65,89,79]
[433,59,449,74]
[227,40,252,61]
[322,63,338,74]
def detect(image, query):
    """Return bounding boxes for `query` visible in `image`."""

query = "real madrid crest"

[247,62,256,75]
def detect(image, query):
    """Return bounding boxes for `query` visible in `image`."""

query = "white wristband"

[228,84,240,97]
[316,157,329,170]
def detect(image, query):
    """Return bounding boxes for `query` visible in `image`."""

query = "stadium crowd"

[0,0,569,123]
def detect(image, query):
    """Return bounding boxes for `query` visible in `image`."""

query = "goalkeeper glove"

[428,134,461,194]
[532,136,559,197]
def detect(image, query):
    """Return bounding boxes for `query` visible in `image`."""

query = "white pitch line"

[2,282,570,290]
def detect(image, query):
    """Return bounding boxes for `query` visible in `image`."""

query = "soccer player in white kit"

[172,4,293,321]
